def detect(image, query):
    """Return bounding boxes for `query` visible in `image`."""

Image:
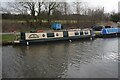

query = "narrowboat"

[101,28,119,38]
[92,25,120,38]
[117,28,120,37]
[92,25,103,38]
[14,29,94,45]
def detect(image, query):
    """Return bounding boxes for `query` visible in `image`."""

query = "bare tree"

[37,2,44,16]
[0,5,11,14]
[54,2,71,15]
[7,2,43,16]
[82,2,88,15]
[73,2,83,27]
[19,2,36,16]
[6,2,28,14]
[62,2,70,15]
[44,2,60,25]
[74,2,83,14]
[87,7,105,24]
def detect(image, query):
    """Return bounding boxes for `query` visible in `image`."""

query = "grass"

[94,31,102,35]
[2,34,16,42]
[2,19,94,24]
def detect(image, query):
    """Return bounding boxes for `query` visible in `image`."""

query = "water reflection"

[0,46,2,79]
[2,38,118,78]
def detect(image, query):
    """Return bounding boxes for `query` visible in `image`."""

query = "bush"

[110,13,120,22]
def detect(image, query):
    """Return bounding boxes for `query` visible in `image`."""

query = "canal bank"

[1,33,119,46]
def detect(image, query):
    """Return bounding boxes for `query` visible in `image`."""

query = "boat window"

[105,26,111,28]
[47,33,54,37]
[75,32,79,35]
[92,26,103,31]
[80,32,83,35]
[56,33,59,36]
[63,31,68,37]
[85,32,88,35]
[29,34,39,38]
[42,34,45,37]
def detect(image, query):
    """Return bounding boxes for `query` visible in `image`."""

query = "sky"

[75,0,120,13]
[0,0,120,13]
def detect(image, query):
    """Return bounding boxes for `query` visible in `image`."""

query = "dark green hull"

[19,35,93,45]
[95,33,118,38]
[117,33,120,37]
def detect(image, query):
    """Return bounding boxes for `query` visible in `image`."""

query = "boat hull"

[19,35,92,45]
[94,28,120,38]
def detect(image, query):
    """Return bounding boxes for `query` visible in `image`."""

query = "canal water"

[2,38,119,78]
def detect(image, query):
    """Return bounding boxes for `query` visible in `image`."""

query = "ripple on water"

[2,38,119,78]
